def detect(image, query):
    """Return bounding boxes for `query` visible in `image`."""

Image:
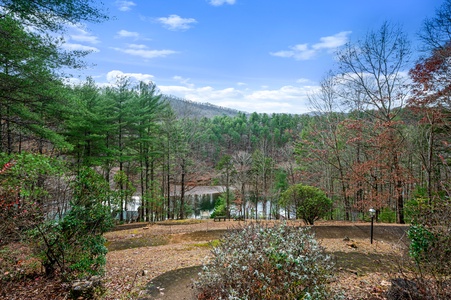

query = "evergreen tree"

[131,81,166,221]
[0,15,69,153]
[64,78,112,169]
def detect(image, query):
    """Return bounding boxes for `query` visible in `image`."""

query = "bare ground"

[103,220,408,300]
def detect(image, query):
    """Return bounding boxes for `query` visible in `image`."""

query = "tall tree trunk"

[394,155,405,224]
[140,155,145,222]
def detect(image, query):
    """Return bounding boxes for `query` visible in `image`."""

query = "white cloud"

[246,85,318,101]
[111,44,177,59]
[70,34,99,44]
[159,82,317,114]
[296,78,312,84]
[97,69,317,114]
[157,15,197,31]
[271,31,352,60]
[115,0,136,12]
[271,44,316,60]
[128,44,148,49]
[62,43,99,52]
[173,76,194,88]
[116,30,140,38]
[62,77,82,86]
[159,85,193,94]
[209,0,236,6]
[160,85,241,102]
[65,23,100,44]
[313,31,352,50]
[106,70,154,83]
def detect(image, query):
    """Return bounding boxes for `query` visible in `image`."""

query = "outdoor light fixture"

[369,208,376,244]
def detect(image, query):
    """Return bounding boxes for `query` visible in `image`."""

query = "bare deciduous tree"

[336,22,412,223]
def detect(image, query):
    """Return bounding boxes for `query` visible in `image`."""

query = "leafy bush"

[397,197,451,299]
[378,207,396,223]
[210,193,227,218]
[280,184,332,225]
[29,168,113,279]
[404,195,429,223]
[407,199,451,274]
[0,153,64,246]
[407,224,436,262]
[196,222,338,300]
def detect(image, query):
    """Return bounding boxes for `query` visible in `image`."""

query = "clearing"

[103,220,408,300]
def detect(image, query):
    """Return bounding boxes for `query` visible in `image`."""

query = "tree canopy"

[0,0,108,32]
[280,184,332,225]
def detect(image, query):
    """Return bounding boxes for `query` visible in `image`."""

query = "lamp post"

[369,208,376,244]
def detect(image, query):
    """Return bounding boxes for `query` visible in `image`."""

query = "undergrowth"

[195,222,341,300]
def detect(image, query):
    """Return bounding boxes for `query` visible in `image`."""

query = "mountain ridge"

[163,95,245,118]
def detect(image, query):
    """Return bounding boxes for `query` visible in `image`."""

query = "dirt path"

[142,266,202,300]
[105,221,408,300]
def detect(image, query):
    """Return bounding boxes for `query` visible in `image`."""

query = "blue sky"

[65,0,443,114]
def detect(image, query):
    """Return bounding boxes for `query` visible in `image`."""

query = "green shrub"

[0,153,64,247]
[30,205,112,278]
[404,196,429,223]
[400,197,451,299]
[196,222,338,300]
[379,207,396,223]
[29,168,113,279]
[406,197,450,272]
[407,224,436,262]
[210,193,227,218]
[280,184,332,225]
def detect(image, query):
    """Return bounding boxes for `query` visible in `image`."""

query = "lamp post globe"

[369,208,376,217]
[369,208,376,244]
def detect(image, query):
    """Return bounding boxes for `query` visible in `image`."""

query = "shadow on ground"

[140,266,202,300]
[140,251,400,300]
[138,225,408,300]
[332,251,398,274]
[312,225,408,243]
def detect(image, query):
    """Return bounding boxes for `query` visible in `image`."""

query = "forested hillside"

[164,95,244,118]
[2,0,451,290]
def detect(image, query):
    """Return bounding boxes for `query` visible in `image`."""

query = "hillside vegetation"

[164,95,244,118]
[1,0,451,299]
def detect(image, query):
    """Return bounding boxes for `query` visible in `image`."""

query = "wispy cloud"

[62,43,99,52]
[111,44,177,59]
[128,44,148,49]
[246,85,318,101]
[65,23,100,44]
[106,70,154,83]
[313,31,352,50]
[159,82,317,114]
[271,44,316,60]
[70,34,99,44]
[296,78,312,84]
[209,0,236,6]
[98,68,318,114]
[115,29,140,38]
[115,0,136,12]
[271,31,352,60]
[173,75,195,88]
[157,15,197,31]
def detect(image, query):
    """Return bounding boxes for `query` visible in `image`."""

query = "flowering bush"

[196,222,338,300]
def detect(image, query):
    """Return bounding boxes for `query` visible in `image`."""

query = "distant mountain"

[163,95,245,118]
